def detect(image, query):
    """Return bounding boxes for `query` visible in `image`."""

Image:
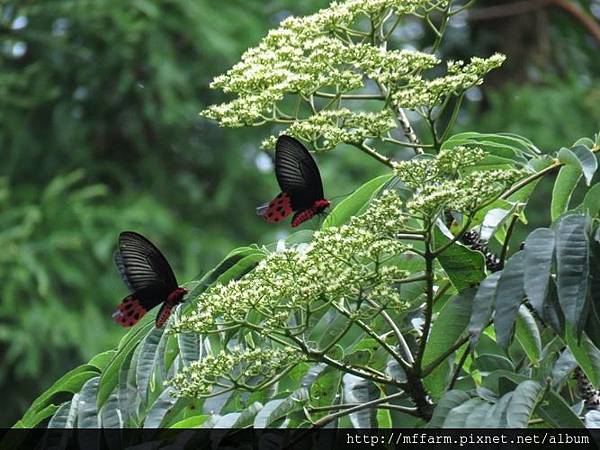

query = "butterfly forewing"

[113,250,134,292]
[275,136,324,210]
[117,231,178,292]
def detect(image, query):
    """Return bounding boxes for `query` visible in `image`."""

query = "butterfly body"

[258,136,329,227]
[112,231,187,328]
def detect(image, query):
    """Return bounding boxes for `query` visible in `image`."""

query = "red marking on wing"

[112,296,147,327]
[291,209,316,227]
[291,199,330,227]
[156,304,173,328]
[262,192,293,224]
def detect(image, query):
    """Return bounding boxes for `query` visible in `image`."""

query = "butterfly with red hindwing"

[257,135,330,227]
[112,231,187,328]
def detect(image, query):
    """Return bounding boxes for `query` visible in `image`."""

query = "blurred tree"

[0,0,334,425]
[0,0,598,427]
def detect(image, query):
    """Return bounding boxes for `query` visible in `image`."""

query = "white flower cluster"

[351,45,439,86]
[261,109,397,151]
[201,0,455,128]
[394,145,486,188]
[394,145,525,215]
[393,54,506,109]
[167,347,303,397]
[173,190,411,337]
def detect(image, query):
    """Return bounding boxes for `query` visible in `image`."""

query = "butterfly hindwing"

[112,285,172,327]
[260,192,293,223]
[112,296,147,327]
[275,136,324,211]
[117,231,178,292]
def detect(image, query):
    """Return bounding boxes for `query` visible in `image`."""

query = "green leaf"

[214,253,264,286]
[99,392,122,428]
[442,132,539,159]
[137,327,165,401]
[253,388,309,428]
[143,385,179,428]
[478,208,512,242]
[20,365,100,427]
[585,410,600,427]
[342,374,379,428]
[464,401,493,428]
[311,310,362,351]
[386,359,407,384]
[190,246,258,296]
[483,392,512,427]
[555,214,590,332]
[15,404,59,429]
[309,366,342,416]
[563,327,600,387]
[322,174,392,229]
[494,252,525,347]
[469,272,502,339]
[116,348,137,427]
[169,415,209,428]
[443,399,483,427]
[581,184,600,217]
[558,145,598,185]
[423,289,475,398]
[515,306,542,365]
[178,331,202,366]
[523,228,555,314]
[551,349,577,390]
[48,396,79,428]
[475,354,515,373]
[434,226,487,292]
[97,320,154,409]
[428,390,470,428]
[551,165,581,221]
[88,350,117,371]
[77,376,100,428]
[213,402,263,428]
[506,380,543,428]
[537,389,584,428]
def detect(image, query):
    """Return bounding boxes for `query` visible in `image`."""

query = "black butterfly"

[257,135,330,227]
[112,231,187,328]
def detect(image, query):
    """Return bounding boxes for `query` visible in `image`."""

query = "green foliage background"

[1,0,599,426]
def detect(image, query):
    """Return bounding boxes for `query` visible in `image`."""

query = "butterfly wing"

[113,250,135,292]
[116,231,178,292]
[275,136,324,211]
[112,285,171,327]
[257,192,293,223]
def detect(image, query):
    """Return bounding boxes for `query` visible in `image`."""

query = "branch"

[501,145,599,200]
[468,0,600,47]
[365,298,415,365]
[397,109,424,154]
[448,343,471,390]
[499,213,519,268]
[308,398,420,416]
[350,142,395,168]
[309,392,406,428]
[422,335,470,377]
[313,91,385,100]
[500,162,559,200]
[415,233,435,375]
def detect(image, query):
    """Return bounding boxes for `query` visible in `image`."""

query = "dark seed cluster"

[575,367,600,410]
[460,230,503,272]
